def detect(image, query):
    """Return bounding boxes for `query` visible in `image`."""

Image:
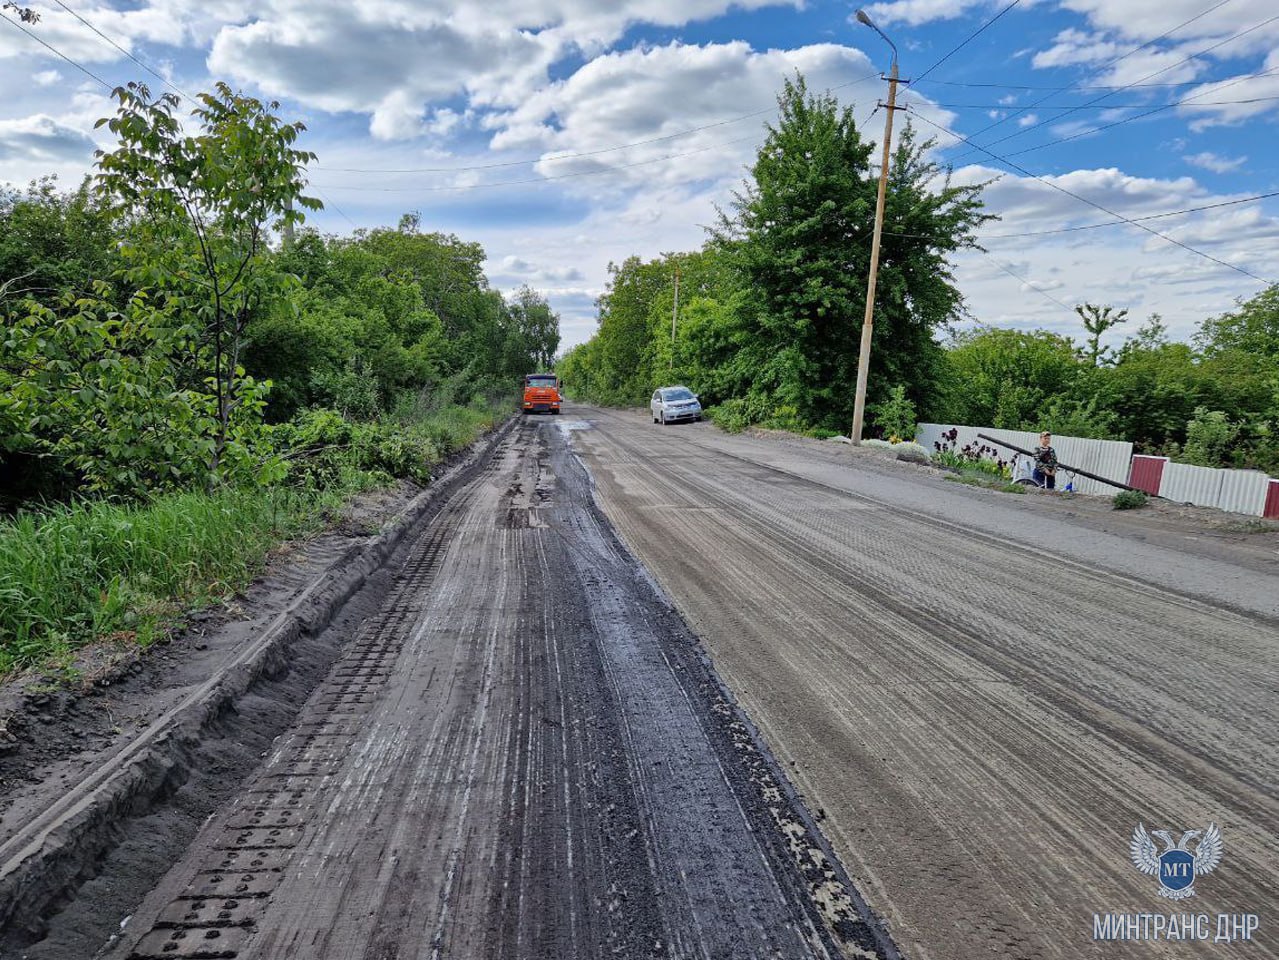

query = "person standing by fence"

[1033,431,1059,490]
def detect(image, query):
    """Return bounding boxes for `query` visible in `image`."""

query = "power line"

[977,250,1077,311]
[991,64,1279,161]
[947,0,1237,156]
[952,9,1279,163]
[883,190,1279,242]
[908,108,1274,285]
[46,0,193,102]
[924,93,1279,110]
[317,71,885,175]
[308,187,359,230]
[918,77,1213,91]
[915,0,1023,84]
[0,7,112,89]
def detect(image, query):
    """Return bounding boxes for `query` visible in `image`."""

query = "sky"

[1,0,1277,352]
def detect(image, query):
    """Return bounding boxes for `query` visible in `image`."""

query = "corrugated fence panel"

[915,424,1133,496]
[1158,462,1223,506]
[1266,481,1279,520]
[1216,469,1270,516]
[1128,456,1167,496]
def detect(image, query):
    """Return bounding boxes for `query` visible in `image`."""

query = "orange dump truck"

[522,373,562,415]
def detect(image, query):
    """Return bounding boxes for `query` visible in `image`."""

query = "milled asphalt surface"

[570,405,1279,960]
[100,418,885,960]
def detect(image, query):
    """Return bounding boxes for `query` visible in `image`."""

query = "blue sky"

[2,0,1276,349]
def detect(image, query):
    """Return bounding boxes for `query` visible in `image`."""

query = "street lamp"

[850,9,902,445]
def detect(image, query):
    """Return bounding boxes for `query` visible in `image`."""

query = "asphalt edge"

[0,414,517,942]
[567,424,904,960]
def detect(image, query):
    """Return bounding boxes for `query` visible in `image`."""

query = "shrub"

[1113,489,1149,510]
[869,385,916,441]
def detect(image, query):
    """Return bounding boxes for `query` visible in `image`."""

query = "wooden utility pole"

[850,11,903,445]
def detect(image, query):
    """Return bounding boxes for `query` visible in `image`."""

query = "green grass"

[944,475,1027,494]
[0,400,508,676]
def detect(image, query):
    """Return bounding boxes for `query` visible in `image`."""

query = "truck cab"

[522,373,562,415]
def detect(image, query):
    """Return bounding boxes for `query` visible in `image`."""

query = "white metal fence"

[916,422,1276,516]
[1157,462,1271,516]
[915,424,1133,497]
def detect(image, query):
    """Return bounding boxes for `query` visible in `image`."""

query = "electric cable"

[45,0,194,102]
[951,9,1279,163]
[908,108,1273,284]
[914,0,1023,84]
[944,0,1236,154]
[0,7,112,89]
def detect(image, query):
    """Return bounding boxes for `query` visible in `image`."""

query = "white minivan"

[650,386,703,424]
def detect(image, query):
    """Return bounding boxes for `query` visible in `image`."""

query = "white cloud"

[1184,151,1246,173]
[862,0,987,27]
[33,70,63,86]
[0,114,97,164]
[1178,50,1279,128]
[1017,113,1039,127]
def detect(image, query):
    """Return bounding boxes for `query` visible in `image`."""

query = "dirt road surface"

[570,405,1278,960]
[92,418,887,960]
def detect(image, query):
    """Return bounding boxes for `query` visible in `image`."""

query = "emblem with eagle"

[1130,823,1223,899]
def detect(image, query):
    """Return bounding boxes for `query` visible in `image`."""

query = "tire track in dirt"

[572,405,1279,960]
[98,419,889,960]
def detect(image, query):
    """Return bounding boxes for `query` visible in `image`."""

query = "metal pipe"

[976,433,1139,492]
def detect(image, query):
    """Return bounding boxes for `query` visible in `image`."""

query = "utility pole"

[671,261,680,374]
[850,9,903,445]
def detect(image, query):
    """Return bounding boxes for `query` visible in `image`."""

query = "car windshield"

[662,388,694,401]
[526,376,557,388]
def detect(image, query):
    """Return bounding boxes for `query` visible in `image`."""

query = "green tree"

[1181,407,1241,467]
[715,74,990,429]
[0,178,124,307]
[1196,284,1279,360]
[1075,303,1129,366]
[507,286,561,371]
[869,384,917,439]
[94,81,320,484]
[939,327,1082,428]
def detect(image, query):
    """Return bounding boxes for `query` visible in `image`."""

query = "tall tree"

[1196,284,1279,360]
[716,74,990,429]
[1075,302,1129,366]
[95,82,320,484]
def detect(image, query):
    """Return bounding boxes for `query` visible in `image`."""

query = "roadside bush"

[272,409,438,488]
[870,385,917,441]
[1113,489,1149,510]
[861,438,894,449]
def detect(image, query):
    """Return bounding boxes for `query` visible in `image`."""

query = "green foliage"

[311,358,382,422]
[1075,303,1128,366]
[95,81,320,485]
[716,77,990,430]
[1181,407,1241,467]
[942,327,1081,428]
[0,177,123,307]
[1112,489,1149,510]
[1197,284,1279,360]
[2,288,275,499]
[869,384,916,440]
[0,485,333,672]
[1031,395,1118,440]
